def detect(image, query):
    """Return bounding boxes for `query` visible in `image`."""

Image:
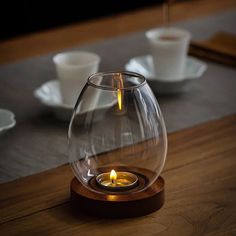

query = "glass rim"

[87,71,147,91]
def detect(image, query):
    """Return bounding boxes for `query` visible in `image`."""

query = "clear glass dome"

[68,71,167,194]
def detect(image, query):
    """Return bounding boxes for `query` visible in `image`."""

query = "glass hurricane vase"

[68,71,167,194]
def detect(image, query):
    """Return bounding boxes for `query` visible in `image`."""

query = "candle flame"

[117,89,122,110]
[110,169,117,184]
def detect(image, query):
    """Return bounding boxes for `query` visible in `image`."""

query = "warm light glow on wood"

[117,89,122,110]
[110,169,117,184]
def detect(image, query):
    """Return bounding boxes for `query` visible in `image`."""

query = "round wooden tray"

[70,170,164,218]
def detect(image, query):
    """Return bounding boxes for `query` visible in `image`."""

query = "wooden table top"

[0,0,236,235]
[0,115,236,235]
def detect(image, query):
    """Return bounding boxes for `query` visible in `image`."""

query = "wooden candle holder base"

[70,176,164,218]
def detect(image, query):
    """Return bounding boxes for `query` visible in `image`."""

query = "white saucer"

[34,80,116,121]
[0,109,16,135]
[125,55,207,94]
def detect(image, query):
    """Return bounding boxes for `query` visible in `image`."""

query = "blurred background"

[1,0,164,41]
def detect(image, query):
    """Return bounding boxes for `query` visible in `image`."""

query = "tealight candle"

[96,169,138,191]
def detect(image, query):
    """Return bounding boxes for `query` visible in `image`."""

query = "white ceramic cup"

[146,27,191,81]
[53,51,101,106]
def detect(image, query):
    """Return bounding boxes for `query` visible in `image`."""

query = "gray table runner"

[0,9,236,183]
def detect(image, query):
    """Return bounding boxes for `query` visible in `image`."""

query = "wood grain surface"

[0,115,236,235]
[1,0,236,64]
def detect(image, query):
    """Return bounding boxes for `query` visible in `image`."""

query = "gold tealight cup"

[96,169,138,191]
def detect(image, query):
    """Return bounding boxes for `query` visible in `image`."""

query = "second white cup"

[146,27,191,81]
[53,51,101,106]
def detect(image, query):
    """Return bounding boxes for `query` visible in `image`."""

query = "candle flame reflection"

[117,89,122,110]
